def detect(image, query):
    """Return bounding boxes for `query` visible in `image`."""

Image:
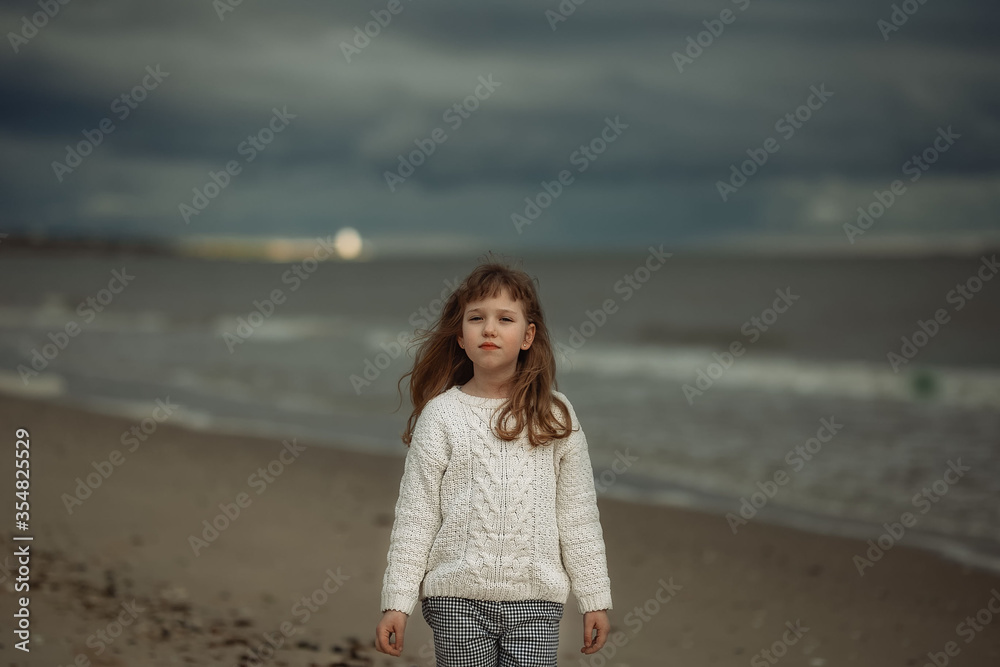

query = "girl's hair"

[397,254,572,448]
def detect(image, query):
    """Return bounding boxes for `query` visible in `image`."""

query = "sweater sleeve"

[380,404,448,616]
[556,402,614,614]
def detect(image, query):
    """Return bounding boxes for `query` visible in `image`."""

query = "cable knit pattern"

[380,385,613,616]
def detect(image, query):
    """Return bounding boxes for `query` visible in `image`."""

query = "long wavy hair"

[397,255,572,448]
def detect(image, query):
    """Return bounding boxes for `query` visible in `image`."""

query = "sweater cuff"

[381,592,417,616]
[577,591,613,614]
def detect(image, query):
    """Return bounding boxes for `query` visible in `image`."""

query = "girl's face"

[457,289,535,374]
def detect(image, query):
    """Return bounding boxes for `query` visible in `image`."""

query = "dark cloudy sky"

[2,0,998,255]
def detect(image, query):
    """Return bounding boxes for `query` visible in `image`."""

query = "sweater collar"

[449,384,508,408]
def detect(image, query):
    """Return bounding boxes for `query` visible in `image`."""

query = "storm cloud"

[1,0,998,254]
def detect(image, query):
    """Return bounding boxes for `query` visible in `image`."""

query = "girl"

[374,258,613,666]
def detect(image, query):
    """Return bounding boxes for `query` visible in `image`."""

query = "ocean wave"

[556,342,1000,409]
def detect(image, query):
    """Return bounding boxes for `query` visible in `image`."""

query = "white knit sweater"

[380,385,613,616]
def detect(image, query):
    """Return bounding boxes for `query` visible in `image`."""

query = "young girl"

[374,258,613,666]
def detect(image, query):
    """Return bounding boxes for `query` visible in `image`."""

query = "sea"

[0,249,997,574]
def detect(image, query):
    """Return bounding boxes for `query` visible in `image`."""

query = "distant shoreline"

[2,234,999,262]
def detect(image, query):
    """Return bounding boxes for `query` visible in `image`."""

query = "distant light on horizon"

[335,227,363,260]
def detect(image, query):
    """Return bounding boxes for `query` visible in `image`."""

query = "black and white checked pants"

[421,596,564,666]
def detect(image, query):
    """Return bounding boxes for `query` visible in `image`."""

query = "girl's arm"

[380,405,448,616]
[556,413,614,614]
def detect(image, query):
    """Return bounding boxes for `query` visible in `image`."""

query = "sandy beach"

[1,393,998,667]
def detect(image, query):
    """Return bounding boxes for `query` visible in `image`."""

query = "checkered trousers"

[420,596,564,667]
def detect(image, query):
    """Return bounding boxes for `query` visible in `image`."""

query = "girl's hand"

[375,610,408,657]
[581,609,610,654]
